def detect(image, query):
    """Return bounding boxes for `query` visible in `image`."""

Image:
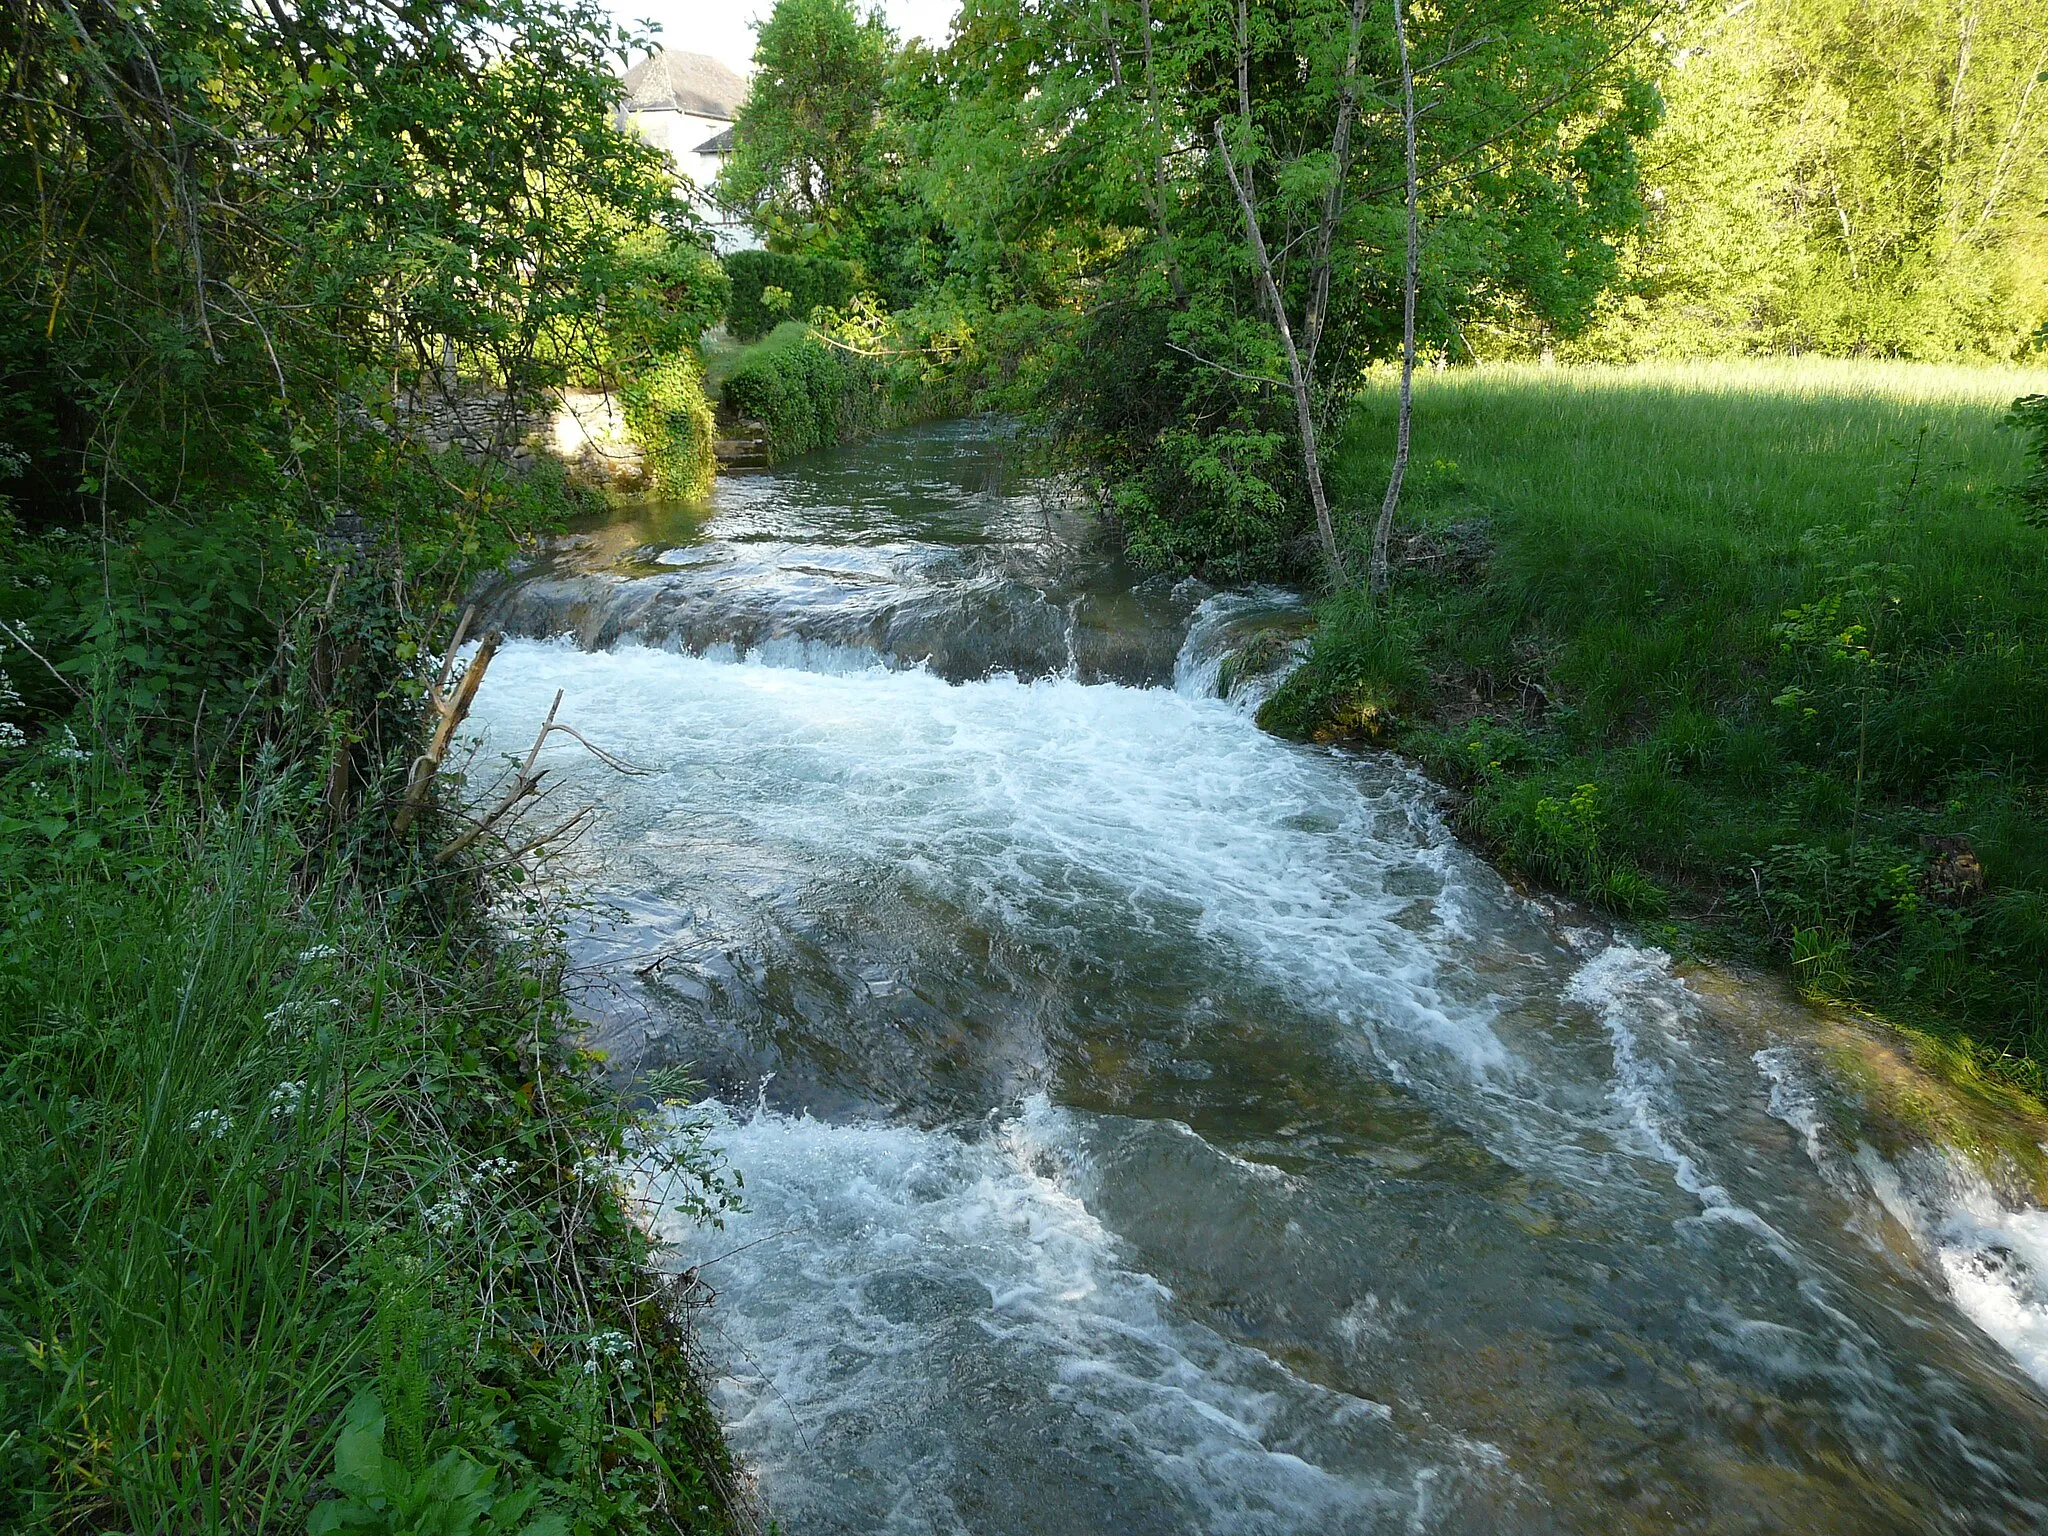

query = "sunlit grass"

[1307,358,2048,1063]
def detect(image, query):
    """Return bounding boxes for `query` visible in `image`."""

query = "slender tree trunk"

[1371,0,1420,601]
[1215,124,1345,587]
[1139,0,1186,300]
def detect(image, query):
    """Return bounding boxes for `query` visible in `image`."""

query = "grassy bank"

[1265,360,2048,1076]
[0,747,746,1533]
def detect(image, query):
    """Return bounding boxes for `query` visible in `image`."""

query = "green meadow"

[1270,360,2048,1072]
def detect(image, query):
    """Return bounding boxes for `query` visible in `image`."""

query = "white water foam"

[1568,946,1821,1266]
[1754,1045,2048,1390]
[473,640,1513,1084]
[641,1097,1473,1535]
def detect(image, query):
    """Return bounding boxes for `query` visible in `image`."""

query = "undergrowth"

[0,746,745,1534]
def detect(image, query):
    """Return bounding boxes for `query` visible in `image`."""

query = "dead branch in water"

[434,685,652,867]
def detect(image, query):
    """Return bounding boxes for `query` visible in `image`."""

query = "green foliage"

[620,354,718,500]
[1579,0,2048,361]
[717,316,955,462]
[0,0,749,1524]
[910,0,1660,578]
[720,330,858,459]
[1300,360,2048,1069]
[715,0,897,251]
[1257,590,1425,737]
[2012,394,2048,527]
[592,234,733,375]
[0,762,743,1531]
[308,1391,562,1535]
[724,250,859,342]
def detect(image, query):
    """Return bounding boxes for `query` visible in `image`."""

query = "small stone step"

[714,435,770,467]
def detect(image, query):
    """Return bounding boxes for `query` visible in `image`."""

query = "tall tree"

[1584,0,2048,358]
[716,0,897,252]
[917,0,1660,580]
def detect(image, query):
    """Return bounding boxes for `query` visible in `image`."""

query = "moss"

[1816,1017,2048,1201]
[1255,591,1425,741]
[1216,629,1299,700]
[619,352,717,500]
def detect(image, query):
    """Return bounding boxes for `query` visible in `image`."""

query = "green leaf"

[333,1389,389,1496]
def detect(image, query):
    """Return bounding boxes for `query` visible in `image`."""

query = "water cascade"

[469,420,2048,1534]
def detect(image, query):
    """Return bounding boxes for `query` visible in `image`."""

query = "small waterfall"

[1171,588,1313,706]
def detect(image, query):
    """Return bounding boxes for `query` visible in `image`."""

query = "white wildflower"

[423,1187,470,1234]
[266,1080,307,1119]
[0,721,24,750]
[473,1156,517,1184]
[584,1329,635,1373]
[53,726,89,763]
[187,1109,232,1140]
[297,944,338,963]
[265,997,339,1035]
[572,1154,613,1183]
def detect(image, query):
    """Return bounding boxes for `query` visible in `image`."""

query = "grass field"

[1271,359,2048,1075]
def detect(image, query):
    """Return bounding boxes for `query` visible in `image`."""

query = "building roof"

[693,127,736,155]
[620,50,748,120]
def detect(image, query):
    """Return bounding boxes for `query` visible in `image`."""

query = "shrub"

[620,353,718,500]
[720,331,853,460]
[718,328,932,463]
[722,251,857,342]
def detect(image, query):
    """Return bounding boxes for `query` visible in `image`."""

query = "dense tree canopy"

[0,0,718,784]
[1584,0,2048,359]
[715,0,897,250]
[895,0,1661,577]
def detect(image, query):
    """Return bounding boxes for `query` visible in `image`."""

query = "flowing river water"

[470,419,2048,1534]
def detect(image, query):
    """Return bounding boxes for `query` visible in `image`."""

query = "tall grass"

[0,764,742,1532]
[1282,358,2048,1068]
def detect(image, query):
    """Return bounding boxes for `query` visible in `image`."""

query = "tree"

[915,0,1660,581]
[716,0,897,253]
[0,0,709,794]
[1581,0,2048,359]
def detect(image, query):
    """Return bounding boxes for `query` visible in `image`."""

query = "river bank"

[0,749,751,1531]
[466,417,2048,1533]
[1267,359,2048,1087]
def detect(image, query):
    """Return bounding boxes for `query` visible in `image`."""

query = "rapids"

[469,419,2048,1534]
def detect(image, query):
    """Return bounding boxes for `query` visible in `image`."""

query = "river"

[469,418,2048,1534]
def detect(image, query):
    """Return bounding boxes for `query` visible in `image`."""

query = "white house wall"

[625,108,759,254]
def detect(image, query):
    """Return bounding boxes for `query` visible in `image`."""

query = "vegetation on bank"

[0,0,745,1524]
[0,765,742,1533]
[1260,362,2048,1075]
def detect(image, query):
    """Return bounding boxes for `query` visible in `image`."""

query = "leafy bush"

[716,323,950,462]
[620,354,718,500]
[723,251,858,342]
[720,331,856,459]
